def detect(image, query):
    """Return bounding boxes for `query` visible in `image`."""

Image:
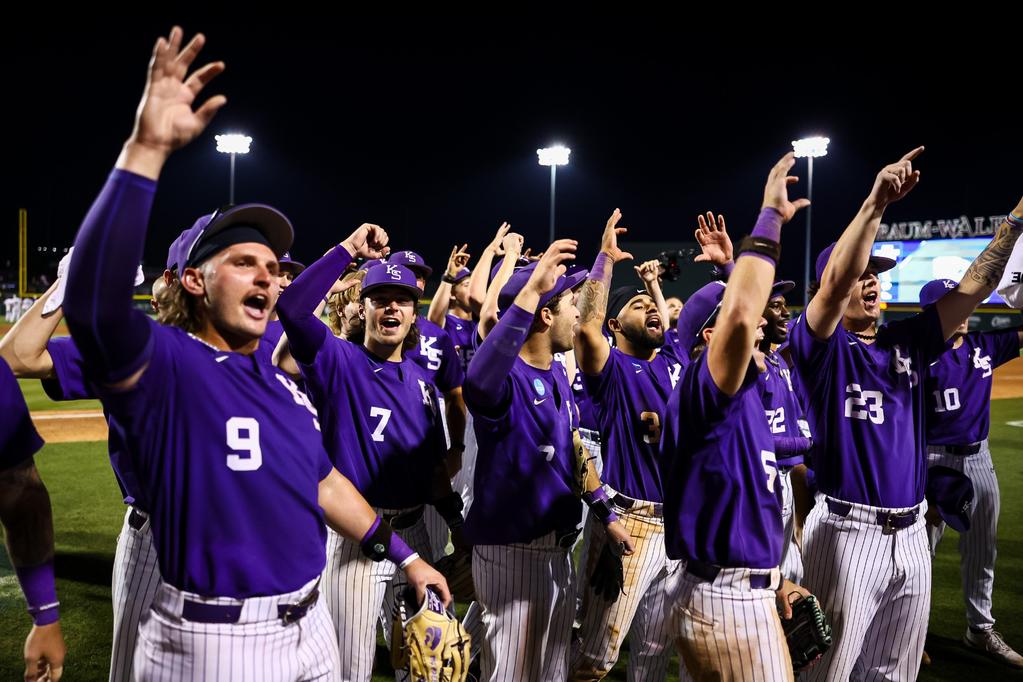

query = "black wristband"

[442,274,459,284]
[736,236,781,264]
[360,519,395,562]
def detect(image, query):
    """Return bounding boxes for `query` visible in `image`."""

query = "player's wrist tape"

[1007,212,1023,229]
[360,517,416,566]
[442,273,459,284]
[15,561,60,625]
[582,488,619,524]
[433,492,464,529]
[736,236,781,267]
[588,252,611,281]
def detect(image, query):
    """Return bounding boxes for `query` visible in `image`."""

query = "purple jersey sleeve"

[983,327,1023,368]
[1,359,44,470]
[277,246,354,364]
[64,169,157,385]
[43,336,95,401]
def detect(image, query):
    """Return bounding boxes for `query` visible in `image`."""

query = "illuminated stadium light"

[792,136,830,158]
[215,134,252,154]
[537,145,571,167]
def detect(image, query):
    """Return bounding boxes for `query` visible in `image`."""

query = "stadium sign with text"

[878,215,1009,241]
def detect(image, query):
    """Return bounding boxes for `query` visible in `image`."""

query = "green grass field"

[3,400,1023,680]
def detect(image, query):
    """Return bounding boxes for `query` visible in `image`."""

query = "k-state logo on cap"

[533,378,546,397]
[385,264,402,280]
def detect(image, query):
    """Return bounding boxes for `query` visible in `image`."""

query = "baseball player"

[788,145,1023,680]
[276,244,464,682]
[253,251,304,367]
[61,27,447,680]
[757,281,813,585]
[1,272,160,682]
[387,250,467,561]
[1,358,65,682]
[919,278,1023,666]
[462,242,634,682]
[659,153,811,681]
[568,209,683,681]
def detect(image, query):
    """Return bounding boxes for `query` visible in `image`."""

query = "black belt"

[383,506,424,530]
[826,499,919,534]
[128,507,149,531]
[935,442,982,456]
[685,559,774,589]
[610,492,663,517]
[182,584,320,625]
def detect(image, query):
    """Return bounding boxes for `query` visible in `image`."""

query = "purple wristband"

[15,561,60,625]
[751,207,784,242]
[387,532,415,566]
[582,487,620,524]
[588,253,611,282]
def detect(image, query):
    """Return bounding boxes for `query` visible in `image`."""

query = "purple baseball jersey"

[788,307,946,508]
[444,314,480,376]
[252,318,285,367]
[410,316,463,393]
[297,336,447,508]
[758,351,810,467]
[584,346,684,502]
[98,322,332,598]
[570,361,600,432]
[659,353,783,568]
[925,329,1021,445]
[0,358,44,470]
[463,357,581,545]
[44,336,147,510]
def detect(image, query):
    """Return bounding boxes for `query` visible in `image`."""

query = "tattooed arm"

[575,209,632,376]
[935,198,1023,340]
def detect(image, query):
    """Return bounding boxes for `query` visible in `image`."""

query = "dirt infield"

[31,410,108,443]
[27,357,1023,443]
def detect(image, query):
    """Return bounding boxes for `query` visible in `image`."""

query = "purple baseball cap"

[450,267,471,284]
[919,278,958,307]
[926,465,974,532]
[168,204,294,271]
[279,252,306,276]
[815,242,897,282]
[497,262,589,314]
[771,280,795,298]
[388,250,432,279]
[358,258,386,272]
[676,281,727,353]
[361,263,423,299]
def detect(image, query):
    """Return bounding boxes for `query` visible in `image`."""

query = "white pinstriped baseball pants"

[669,567,792,682]
[110,507,161,682]
[802,493,931,682]
[927,440,1000,630]
[570,495,680,681]
[133,577,338,681]
[778,469,804,585]
[321,510,433,682]
[472,533,577,682]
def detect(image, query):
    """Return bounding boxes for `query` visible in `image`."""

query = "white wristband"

[398,552,420,570]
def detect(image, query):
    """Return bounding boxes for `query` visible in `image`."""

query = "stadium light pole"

[215,134,253,205]
[537,145,571,243]
[792,136,829,307]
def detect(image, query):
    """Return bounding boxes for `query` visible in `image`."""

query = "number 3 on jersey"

[844,383,884,424]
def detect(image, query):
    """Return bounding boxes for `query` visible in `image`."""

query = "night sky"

[9,17,1021,298]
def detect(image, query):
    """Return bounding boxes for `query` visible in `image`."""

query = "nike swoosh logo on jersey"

[215,356,229,363]
[533,398,547,405]
[373,367,384,373]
